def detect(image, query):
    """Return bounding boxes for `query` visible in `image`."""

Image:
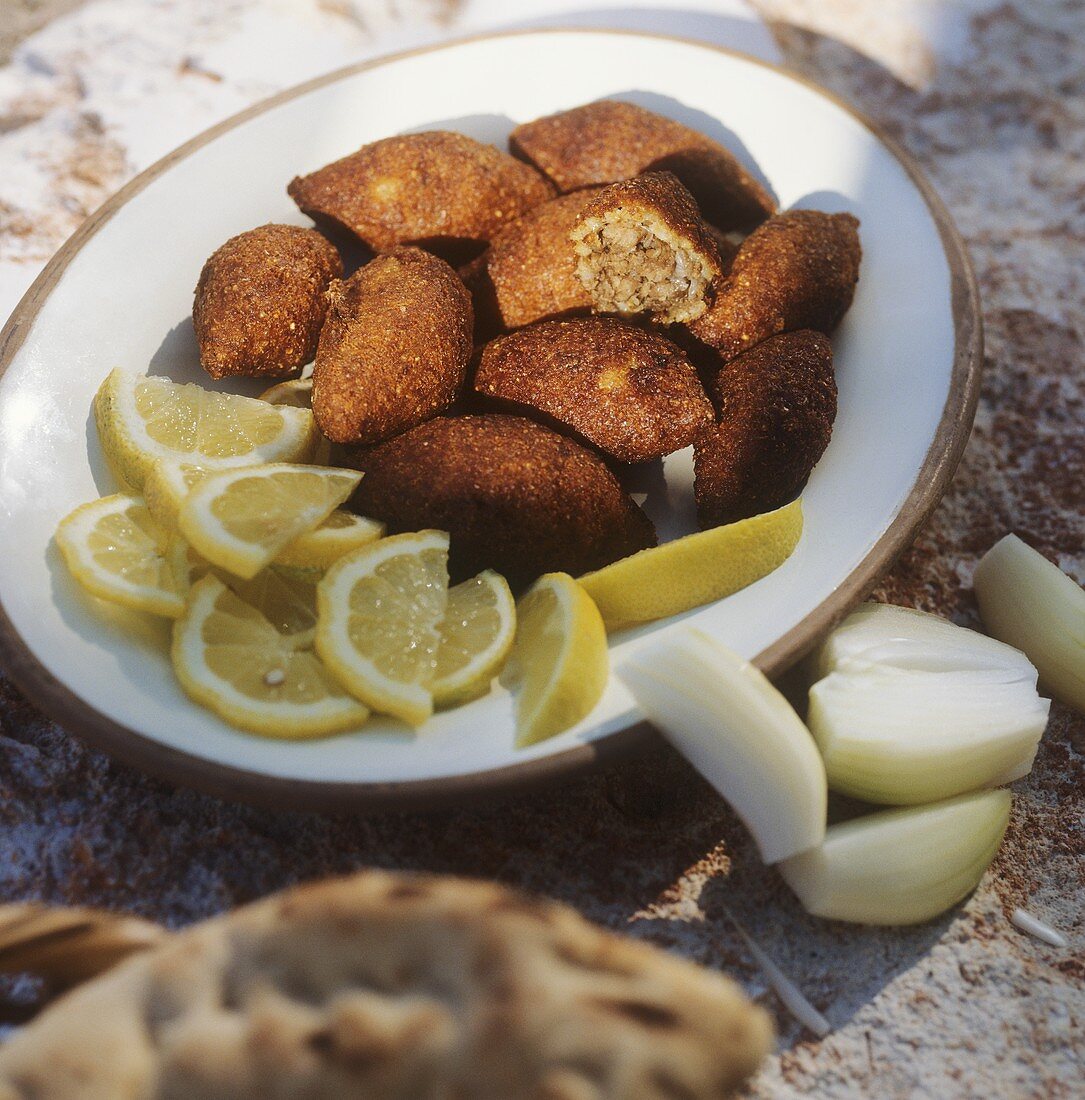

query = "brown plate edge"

[0,27,982,814]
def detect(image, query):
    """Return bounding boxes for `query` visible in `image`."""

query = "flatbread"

[0,871,772,1099]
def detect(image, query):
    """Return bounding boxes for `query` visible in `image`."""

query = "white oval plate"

[0,30,979,809]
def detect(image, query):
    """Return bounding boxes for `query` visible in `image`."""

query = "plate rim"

[0,27,982,812]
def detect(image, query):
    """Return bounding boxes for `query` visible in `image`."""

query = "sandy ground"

[0,0,86,63]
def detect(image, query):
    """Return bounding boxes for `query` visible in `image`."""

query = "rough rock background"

[0,2,1081,1095]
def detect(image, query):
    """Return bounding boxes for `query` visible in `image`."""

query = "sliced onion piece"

[809,603,1049,805]
[778,789,1011,925]
[974,534,1085,713]
[619,629,826,864]
[814,602,1034,679]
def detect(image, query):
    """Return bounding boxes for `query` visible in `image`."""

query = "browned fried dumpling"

[312,247,473,445]
[510,100,775,231]
[288,131,555,261]
[571,172,723,325]
[462,190,602,332]
[192,224,341,380]
[689,210,861,361]
[350,414,656,588]
[475,318,713,464]
[694,330,837,528]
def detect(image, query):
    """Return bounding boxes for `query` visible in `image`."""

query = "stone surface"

[0,2,1082,1096]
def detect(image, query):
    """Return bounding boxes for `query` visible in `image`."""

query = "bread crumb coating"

[465,189,602,331]
[510,99,775,231]
[694,330,837,528]
[193,224,341,380]
[312,247,473,445]
[288,131,555,261]
[689,209,861,360]
[476,317,713,463]
[350,414,656,589]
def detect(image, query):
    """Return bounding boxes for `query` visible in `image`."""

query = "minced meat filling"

[572,211,715,324]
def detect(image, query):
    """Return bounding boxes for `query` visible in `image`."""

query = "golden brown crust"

[688,210,862,360]
[192,224,341,380]
[694,330,837,527]
[571,172,723,325]
[312,247,473,445]
[350,414,656,588]
[509,100,775,231]
[0,871,772,1099]
[288,131,556,261]
[475,317,714,464]
[466,190,602,331]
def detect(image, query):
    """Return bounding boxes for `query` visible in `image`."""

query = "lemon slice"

[55,494,188,618]
[225,566,320,648]
[94,369,319,489]
[274,510,384,570]
[258,377,333,465]
[178,464,362,580]
[315,531,450,726]
[172,574,368,738]
[502,573,608,747]
[143,460,208,529]
[579,499,803,631]
[172,539,321,648]
[432,571,516,709]
[147,459,378,568]
[258,377,313,407]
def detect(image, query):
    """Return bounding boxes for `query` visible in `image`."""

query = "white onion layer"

[808,603,1049,805]
[778,789,1011,925]
[974,534,1085,713]
[619,630,826,864]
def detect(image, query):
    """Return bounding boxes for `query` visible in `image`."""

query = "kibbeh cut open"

[312,246,473,446]
[694,329,837,528]
[689,209,861,361]
[510,100,775,231]
[288,131,555,262]
[475,317,714,464]
[349,414,656,590]
[193,224,341,381]
[571,172,723,325]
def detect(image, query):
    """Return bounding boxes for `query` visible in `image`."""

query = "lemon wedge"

[432,571,516,709]
[502,573,608,747]
[274,509,384,570]
[315,531,450,726]
[94,369,319,489]
[147,459,379,570]
[172,574,368,738]
[143,460,209,529]
[55,494,188,618]
[258,377,313,407]
[257,377,333,464]
[177,464,361,580]
[578,499,803,630]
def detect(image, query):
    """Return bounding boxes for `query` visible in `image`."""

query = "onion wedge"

[974,534,1085,713]
[808,603,1049,804]
[778,789,1011,925]
[619,629,826,864]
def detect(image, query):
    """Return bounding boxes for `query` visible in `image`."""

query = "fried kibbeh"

[192,224,341,380]
[475,318,713,463]
[350,414,656,589]
[288,131,555,261]
[694,330,837,528]
[312,247,473,446]
[689,209,861,360]
[571,172,723,325]
[509,100,775,231]
[465,189,602,331]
